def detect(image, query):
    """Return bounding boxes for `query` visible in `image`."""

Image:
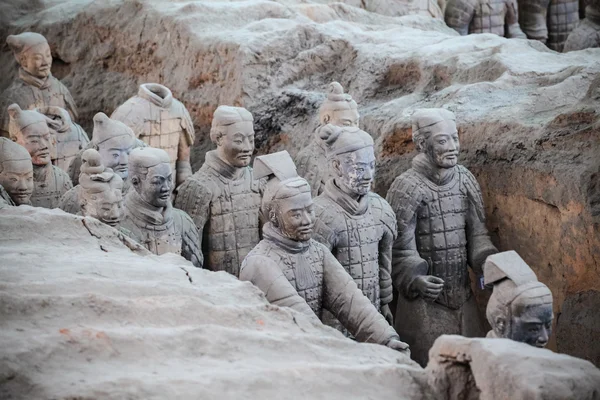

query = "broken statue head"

[79,148,124,228]
[485,251,554,348]
[7,104,55,166]
[0,137,33,205]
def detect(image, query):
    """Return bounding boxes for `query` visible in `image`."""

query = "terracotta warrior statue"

[295,82,360,197]
[240,151,409,354]
[8,104,72,208]
[174,106,262,275]
[386,108,497,366]
[445,0,527,37]
[0,137,34,206]
[312,125,396,334]
[111,83,195,186]
[0,32,78,137]
[60,113,136,214]
[120,147,202,267]
[564,0,600,51]
[484,251,553,348]
[37,106,89,172]
[518,0,579,51]
[78,148,125,229]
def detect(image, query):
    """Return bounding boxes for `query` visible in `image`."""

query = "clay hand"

[386,338,410,356]
[380,304,394,326]
[413,275,444,300]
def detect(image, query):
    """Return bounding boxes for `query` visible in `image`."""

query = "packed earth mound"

[0,207,430,400]
[0,0,599,362]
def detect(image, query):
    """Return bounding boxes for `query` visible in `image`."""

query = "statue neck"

[412,153,456,186]
[204,150,245,180]
[18,68,51,90]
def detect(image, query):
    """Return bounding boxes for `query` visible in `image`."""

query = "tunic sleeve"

[176,209,203,268]
[239,254,320,323]
[445,0,476,35]
[374,196,398,306]
[385,173,429,299]
[321,248,399,345]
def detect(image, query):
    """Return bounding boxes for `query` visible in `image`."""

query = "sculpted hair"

[411,108,456,152]
[318,82,358,124]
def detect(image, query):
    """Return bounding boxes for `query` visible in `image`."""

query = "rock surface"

[0,0,599,363]
[0,206,429,399]
[427,335,600,400]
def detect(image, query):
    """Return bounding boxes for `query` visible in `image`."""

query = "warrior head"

[412,108,459,169]
[91,113,135,180]
[79,148,124,227]
[254,151,314,242]
[7,104,55,166]
[318,82,359,128]
[0,137,33,205]
[6,32,52,79]
[320,124,375,196]
[485,251,553,348]
[210,106,254,168]
[129,147,173,208]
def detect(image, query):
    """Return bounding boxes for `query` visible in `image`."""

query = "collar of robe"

[203,150,245,181]
[412,152,457,187]
[19,68,52,90]
[323,178,369,216]
[138,84,173,109]
[263,222,311,254]
[125,189,173,230]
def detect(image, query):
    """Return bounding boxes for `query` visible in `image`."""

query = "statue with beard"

[111,83,195,187]
[484,251,554,348]
[7,104,72,208]
[312,124,396,335]
[240,151,410,354]
[36,106,89,172]
[0,137,34,207]
[121,147,201,268]
[78,148,125,230]
[386,108,497,366]
[59,113,136,215]
[174,106,262,275]
[0,32,78,137]
[295,82,360,197]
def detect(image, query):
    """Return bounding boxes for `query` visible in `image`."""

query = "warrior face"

[424,121,460,169]
[334,146,375,197]
[16,122,54,166]
[274,192,315,242]
[0,159,33,205]
[20,43,52,79]
[325,108,360,128]
[97,136,135,180]
[82,189,124,228]
[133,162,173,208]
[509,301,553,348]
[217,121,255,168]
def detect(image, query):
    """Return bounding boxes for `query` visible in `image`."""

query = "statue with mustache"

[386,108,497,366]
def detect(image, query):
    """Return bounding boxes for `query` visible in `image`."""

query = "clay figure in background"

[386,108,497,366]
[295,82,360,197]
[484,251,554,347]
[37,106,89,172]
[564,0,600,50]
[445,0,527,37]
[60,113,136,214]
[0,137,34,206]
[240,151,410,354]
[174,106,262,275]
[518,0,579,51]
[312,124,396,335]
[111,83,195,187]
[120,147,201,267]
[0,32,78,137]
[8,104,72,208]
[78,148,125,229]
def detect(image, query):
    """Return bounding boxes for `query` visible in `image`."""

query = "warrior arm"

[176,209,204,268]
[239,255,320,323]
[378,212,396,306]
[386,175,429,299]
[321,249,399,345]
[58,80,79,121]
[505,0,528,38]
[462,168,498,275]
[444,0,476,35]
[173,178,212,268]
[517,0,551,41]
[295,143,323,197]
[311,203,337,252]
[176,133,192,187]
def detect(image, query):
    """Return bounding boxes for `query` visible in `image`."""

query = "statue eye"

[438,139,446,145]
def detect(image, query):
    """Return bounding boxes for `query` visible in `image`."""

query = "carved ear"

[495,316,506,335]
[269,209,278,227]
[331,158,342,177]
[322,114,331,124]
[130,176,140,187]
[415,137,426,153]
